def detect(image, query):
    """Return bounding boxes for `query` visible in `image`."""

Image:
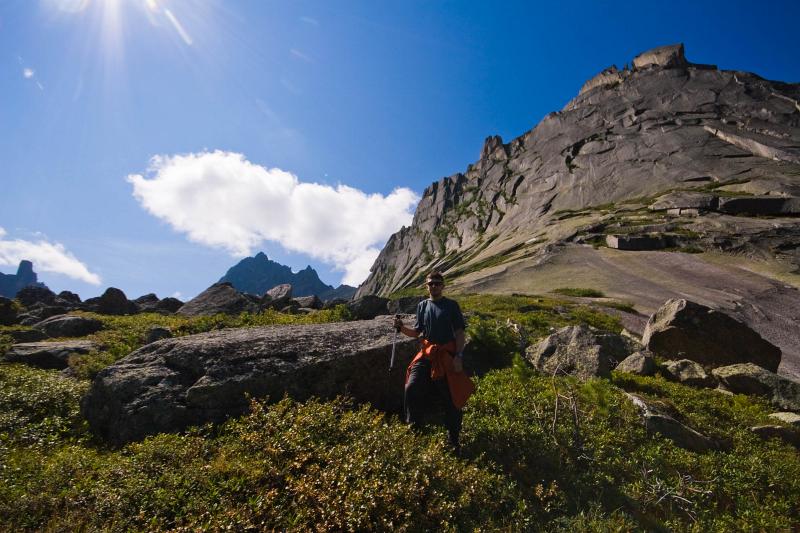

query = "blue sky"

[2,0,799,300]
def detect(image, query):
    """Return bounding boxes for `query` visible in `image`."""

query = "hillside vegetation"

[1,296,799,531]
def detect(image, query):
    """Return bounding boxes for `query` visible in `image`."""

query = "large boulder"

[2,328,48,343]
[17,303,69,325]
[86,288,138,315]
[82,317,419,444]
[263,284,292,309]
[292,295,322,310]
[632,43,688,70]
[712,363,800,412]
[525,325,638,379]
[642,299,781,372]
[177,283,258,317]
[3,340,98,370]
[133,293,160,311]
[33,314,103,338]
[0,296,18,326]
[346,295,390,320]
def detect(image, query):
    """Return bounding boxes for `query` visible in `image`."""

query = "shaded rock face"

[387,296,426,315]
[346,295,390,320]
[525,325,638,379]
[82,317,418,444]
[177,283,259,317]
[0,260,47,299]
[3,340,98,370]
[33,315,103,338]
[16,286,57,307]
[750,425,800,448]
[156,297,184,313]
[356,43,800,298]
[643,299,781,371]
[712,363,800,412]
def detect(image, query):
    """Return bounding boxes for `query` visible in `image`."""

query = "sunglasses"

[426,281,443,287]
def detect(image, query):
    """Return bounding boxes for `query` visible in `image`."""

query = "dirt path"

[456,245,800,379]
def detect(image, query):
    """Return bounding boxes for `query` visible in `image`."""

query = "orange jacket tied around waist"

[405,339,475,409]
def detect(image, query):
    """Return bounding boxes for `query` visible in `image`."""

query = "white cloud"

[23,68,34,79]
[0,227,101,285]
[127,151,419,286]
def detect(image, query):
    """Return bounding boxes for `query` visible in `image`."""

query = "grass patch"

[598,300,637,313]
[553,287,606,298]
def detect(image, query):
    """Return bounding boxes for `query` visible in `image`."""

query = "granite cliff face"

[357,44,800,377]
[358,44,800,297]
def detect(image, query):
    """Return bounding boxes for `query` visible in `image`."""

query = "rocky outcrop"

[525,325,638,379]
[85,288,138,316]
[769,412,800,426]
[643,299,781,371]
[712,363,800,411]
[81,317,418,444]
[33,315,103,338]
[3,340,98,370]
[356,44,800,301]
[177,283,259,317]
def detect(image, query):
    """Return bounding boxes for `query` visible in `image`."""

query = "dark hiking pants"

[404,358,462,447]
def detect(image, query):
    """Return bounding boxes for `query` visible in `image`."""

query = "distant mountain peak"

[218,252,356,300]
[0,260,47,298]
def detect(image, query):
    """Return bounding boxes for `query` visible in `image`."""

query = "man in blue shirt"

[394,271,472,453]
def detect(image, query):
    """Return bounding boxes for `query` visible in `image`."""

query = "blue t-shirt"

[413,297,466,345]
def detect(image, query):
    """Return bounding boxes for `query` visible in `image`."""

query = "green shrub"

[1,396,525,531]
[466,316,520,369]
[553,287,606,298]
[0,364,89,448]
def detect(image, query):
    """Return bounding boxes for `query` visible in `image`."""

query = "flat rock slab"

[33,314,103,337]
[82,317,419,445]
[3,340,98,369]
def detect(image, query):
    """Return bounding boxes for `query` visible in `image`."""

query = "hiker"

[394,271,475,453]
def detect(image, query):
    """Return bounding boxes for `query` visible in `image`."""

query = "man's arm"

[454,328,466,355]
[393,317,421,338]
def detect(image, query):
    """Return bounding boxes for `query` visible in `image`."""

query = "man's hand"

[453,354,463,373]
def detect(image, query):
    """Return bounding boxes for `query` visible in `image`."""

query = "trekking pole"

[389,314,400,373]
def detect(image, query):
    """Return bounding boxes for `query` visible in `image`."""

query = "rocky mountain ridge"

[358,43,800,297]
